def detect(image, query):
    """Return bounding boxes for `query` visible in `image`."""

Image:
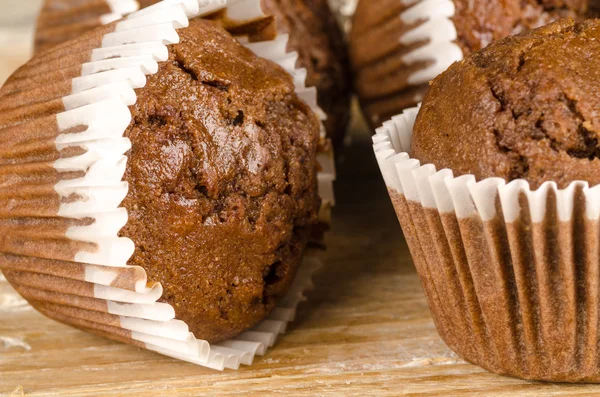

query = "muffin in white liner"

[0,0,335,371]
[373,103,600,381]
[350,0,600,127]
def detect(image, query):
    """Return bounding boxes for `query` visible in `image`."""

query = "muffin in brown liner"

[372,18,600,381]
[374,106,600,382]
[0,0,335,370]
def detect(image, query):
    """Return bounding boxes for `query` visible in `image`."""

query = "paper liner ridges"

[351,0,462,126]
[373,107,600,382]
[0,0,335,370]
[35,0,141,54]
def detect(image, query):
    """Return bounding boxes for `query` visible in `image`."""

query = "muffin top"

[120,18,321,342]
[412,19,600,189]
[452,0,600,54]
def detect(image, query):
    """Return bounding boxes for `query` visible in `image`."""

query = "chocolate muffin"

[0,0,332,368]
[119,18,321,342]
[5,14,322,345]
[412,18,600,189]
[373,19,600,382]
[33,0,352,149]
[350,0,600,127]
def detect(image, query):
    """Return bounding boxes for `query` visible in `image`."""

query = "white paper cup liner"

[0,0,335,371]
[351,0,462,126]
[372,106,600,382]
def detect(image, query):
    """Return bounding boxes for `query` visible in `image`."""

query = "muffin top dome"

[120,18,321,342]
[412,19,600,189]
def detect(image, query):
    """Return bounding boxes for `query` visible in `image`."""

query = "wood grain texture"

[3,2,600,396]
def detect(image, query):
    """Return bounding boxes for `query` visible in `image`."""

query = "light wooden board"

[3,2,600,396]
[0,0,42,87]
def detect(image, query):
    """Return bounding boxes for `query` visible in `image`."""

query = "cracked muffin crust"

[412,19,600,189]
[120,18,321,343]
[140,0,352,148]
[351,0,600,128]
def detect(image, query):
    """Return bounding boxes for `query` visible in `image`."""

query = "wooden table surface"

[4,2,600,396]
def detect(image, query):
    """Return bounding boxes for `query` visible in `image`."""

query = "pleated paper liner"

[351,0,462,126]
[5,254,321,370]
[33,0,279,55]
[372,107,600,382]
[35,0,140,54]
[0,0,335,371]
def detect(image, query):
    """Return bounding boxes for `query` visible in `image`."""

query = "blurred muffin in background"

[350,0,600,128]
[260,0,352,149]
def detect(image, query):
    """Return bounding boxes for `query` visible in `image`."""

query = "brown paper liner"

[34,0,139,54]
[387,186,600,381]
[375,109,600,382]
